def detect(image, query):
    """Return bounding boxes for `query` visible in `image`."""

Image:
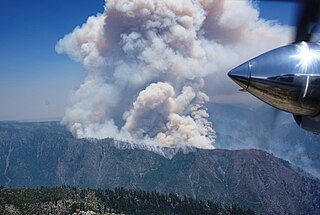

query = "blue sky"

[258,0,301,25]
[0,0,301,120]
[0,0,104,120]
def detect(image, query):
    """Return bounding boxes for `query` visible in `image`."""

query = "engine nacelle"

[293,114,320,134]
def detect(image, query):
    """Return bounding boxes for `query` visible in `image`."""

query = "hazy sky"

[0,0,300,121]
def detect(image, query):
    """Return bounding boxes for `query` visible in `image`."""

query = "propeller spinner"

[228,0,320,134]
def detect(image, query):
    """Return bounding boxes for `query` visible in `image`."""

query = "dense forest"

[0,186,256,215]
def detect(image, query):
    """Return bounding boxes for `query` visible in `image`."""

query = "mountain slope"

[208,102,320,179]
[0,121,319,214]
[0,187,256,215]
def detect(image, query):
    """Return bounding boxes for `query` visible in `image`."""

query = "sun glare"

[292,42,320,72]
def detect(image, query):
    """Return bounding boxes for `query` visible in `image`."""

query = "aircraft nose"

[228,62,250,90]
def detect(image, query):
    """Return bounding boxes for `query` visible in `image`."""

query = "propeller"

[251,0,320,132]
[268,107,281,134]
[272,0,319,132]
[253,0,320,42]
[295,0,320,42]
[232,0,320,133]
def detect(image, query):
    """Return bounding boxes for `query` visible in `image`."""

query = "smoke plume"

[56,0,291,149]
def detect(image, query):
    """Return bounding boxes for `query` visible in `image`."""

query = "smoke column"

[56,0,291,149]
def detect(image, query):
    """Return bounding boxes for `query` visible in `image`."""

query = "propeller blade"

[266,108,281,136]
[295,0,320,42]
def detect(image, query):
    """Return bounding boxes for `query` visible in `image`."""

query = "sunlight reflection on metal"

[229,42,320,117]
[292,42,320,73]
[303,75,310,98]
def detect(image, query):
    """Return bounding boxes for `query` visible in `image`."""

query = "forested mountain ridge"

[0,121,320,214]
[0,187,255,215]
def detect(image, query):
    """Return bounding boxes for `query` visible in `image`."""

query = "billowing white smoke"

[56,0,291,149]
